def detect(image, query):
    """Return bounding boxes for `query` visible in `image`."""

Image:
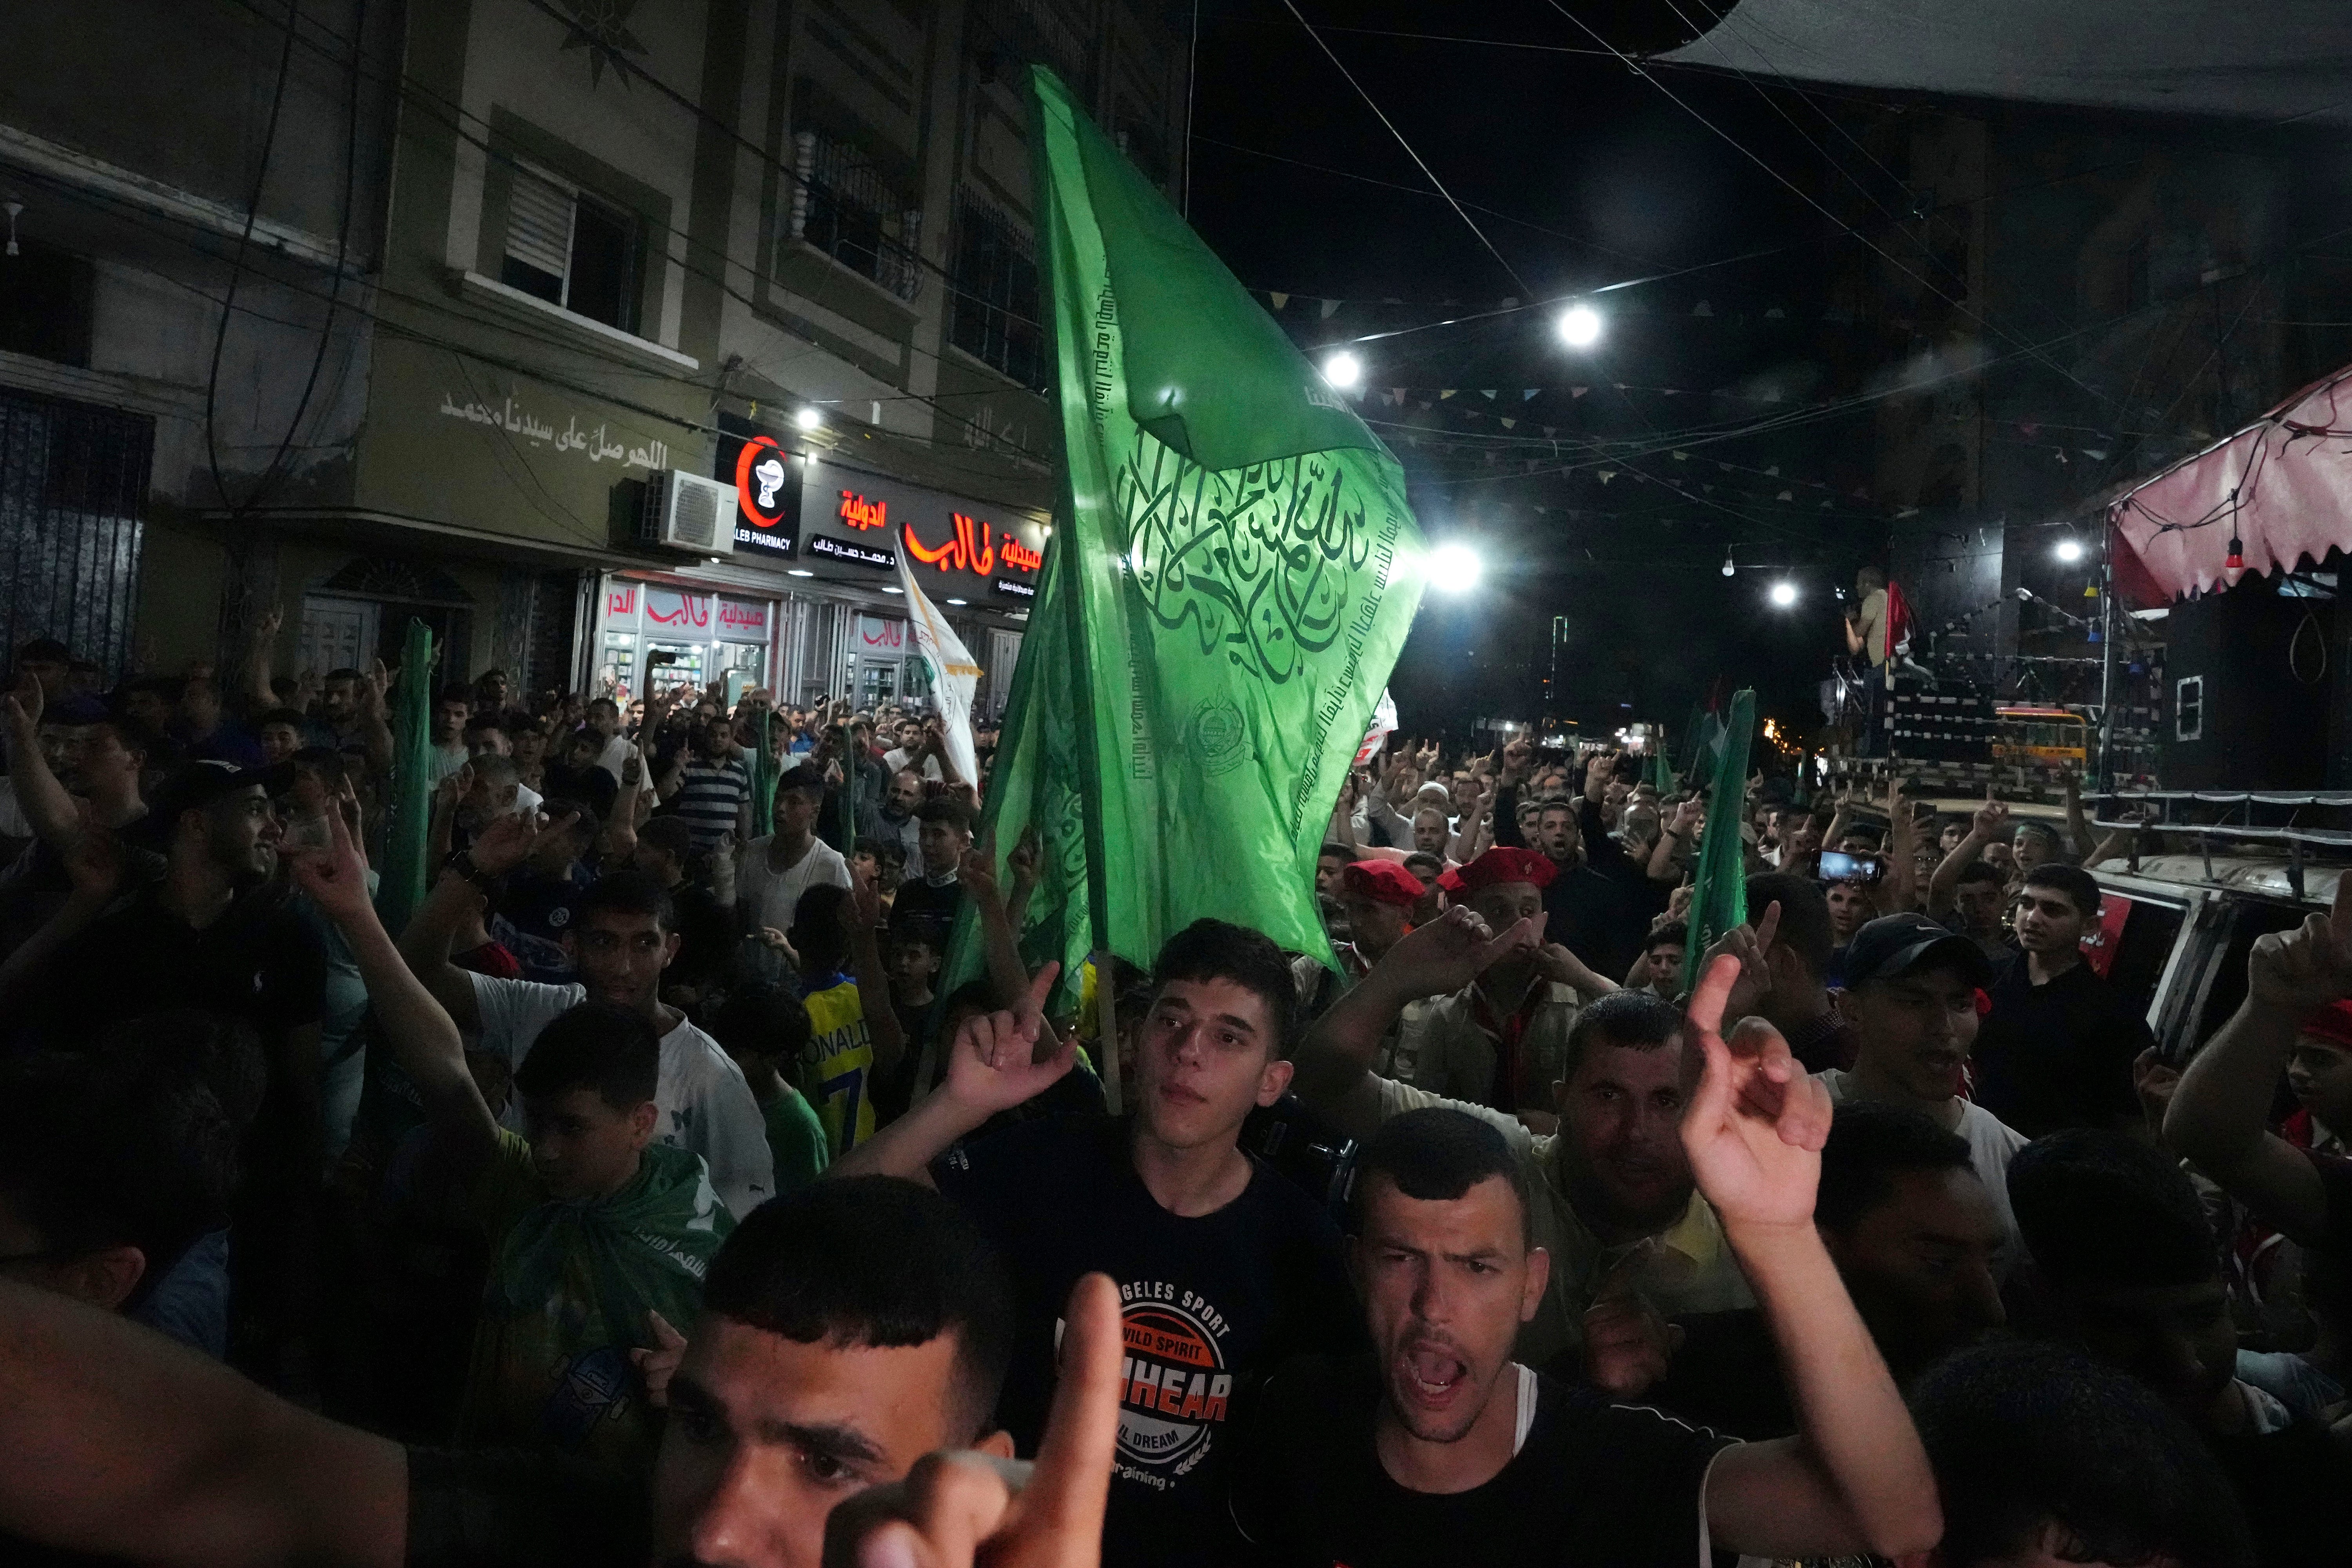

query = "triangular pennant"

[1439,390,1457,400]
[1269,291,1289,310]
[1777,490,1794,501]
[1672,450,1689,461]
[1693,300,1713,316]
[1319,298,1341,318]
[1571,387,1588,399]
[1479,389,1497,400]
[1523,389,1539,401]
[1543,425,1556,436]
[1499,417,1517,429]
[1598,470,1616,485]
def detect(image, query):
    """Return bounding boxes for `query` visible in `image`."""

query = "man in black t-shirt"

[1236,956,1945,1568]
[1974,863,2149,1136]
[0,1178,1026,1568]
[833,919,1356,1568]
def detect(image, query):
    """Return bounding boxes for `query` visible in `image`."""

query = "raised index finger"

[1752,900,1782,957]
[1019,1272,1123,1549]
[1686,951,1742,1044]
[1016,961,1062,1030]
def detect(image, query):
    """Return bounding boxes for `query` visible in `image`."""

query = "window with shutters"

[499,160,642,332]
[782,129,921,301]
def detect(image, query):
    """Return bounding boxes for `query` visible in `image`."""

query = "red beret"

[2302,1000,2352,1051]
[1341,859,1426,907]
[1438,846,1557,897]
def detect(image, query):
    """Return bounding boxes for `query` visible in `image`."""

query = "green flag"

[376,618,436,933]
[1650,740,1673,794]
[947,66,1428,1014]
[1681,688,1756,990]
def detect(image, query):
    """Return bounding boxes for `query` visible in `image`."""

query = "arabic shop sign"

[435,391,671,470]
[838,490,889,531]
[808,534,897,570]
[645,588,710,630]
[717,597,770,637]
[902,512,1045,584]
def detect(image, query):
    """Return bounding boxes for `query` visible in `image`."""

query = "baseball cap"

[133,759,297,846]
[1842,912,1996,989]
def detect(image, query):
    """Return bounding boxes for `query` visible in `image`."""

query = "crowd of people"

[3,624,2350,1568]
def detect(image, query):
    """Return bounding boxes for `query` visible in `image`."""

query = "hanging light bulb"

[1721,550,1735,577]
[2223,535,2247,588]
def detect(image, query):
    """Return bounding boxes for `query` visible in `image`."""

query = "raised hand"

[1680,953,1832,1233]
[1368,904,1543,1002]
[1008,824,1043,895]
[1698,899,1782,1019]
[822,1274,1122,1568]
[61,812,127,904]
[1580,1238,1689,1400]
[3,670,43,734]
[286,799,376,927]
[469,806,575,877]
[945,963,1073,1115]
[2248,875,2352,1016]
[1971,791,2009,839]
[361,658,391,714]
[631,1309,688,1410]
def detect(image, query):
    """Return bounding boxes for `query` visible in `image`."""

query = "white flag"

[896,557,983,786]
[1354,687,1398,768]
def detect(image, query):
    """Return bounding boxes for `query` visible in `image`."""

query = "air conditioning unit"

[642,469,735,557]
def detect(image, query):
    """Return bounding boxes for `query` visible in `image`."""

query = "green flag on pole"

[1681,688,1756,990]
[945,65,1429,1020]
[1650,740,1674,795]
[376,618,436,933]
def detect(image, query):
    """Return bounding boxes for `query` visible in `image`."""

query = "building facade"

[0,0,1190,716]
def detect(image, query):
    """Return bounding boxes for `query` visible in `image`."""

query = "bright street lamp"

[1426,541,1483,594]
[1322,350,1363,390]
[794,406,824,432]
[1557,303,1603,349]
[1769,581,1799,608]
[2054,537,2085,563]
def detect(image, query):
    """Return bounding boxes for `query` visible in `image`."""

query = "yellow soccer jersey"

[800,977,875,1156]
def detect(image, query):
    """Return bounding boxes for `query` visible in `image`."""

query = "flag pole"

[1096,949,1123,1116]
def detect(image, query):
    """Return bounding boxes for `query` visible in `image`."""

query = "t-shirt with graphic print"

[932,1114,1356,1568]
[798,972,877,1158]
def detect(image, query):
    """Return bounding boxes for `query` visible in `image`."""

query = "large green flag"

[1681,688,1755,989]
[947,66,1428,1018]
[376,618,436,933]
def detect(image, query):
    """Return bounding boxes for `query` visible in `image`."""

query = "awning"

[2109,367,2352,601]
[1656,0,2352,129]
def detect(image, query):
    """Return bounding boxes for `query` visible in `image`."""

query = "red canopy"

[2109,365,2352,603]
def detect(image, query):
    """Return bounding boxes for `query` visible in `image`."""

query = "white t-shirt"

[884,746,946,782]
[594,733,633,785]
[738,833,851,933]
[466,971,775,1219]
[1818,1068,2029,1276]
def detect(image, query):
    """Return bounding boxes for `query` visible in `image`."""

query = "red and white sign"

[606,583,639,619]
[645,588,711,630]
[857,616,906,652]
[839,491,889,531]
[717,597,770,637]
[2080,892,2134,978]
[735,436,793,529]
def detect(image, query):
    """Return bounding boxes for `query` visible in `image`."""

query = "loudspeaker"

[2160,578,2330,789]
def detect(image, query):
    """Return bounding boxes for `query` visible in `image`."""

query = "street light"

[794,406,824,432]
[1769,581,1799,608]
[1557,302,1603,349]
[1721,550,1736,577]
[1426,540,1483,594]
[2054,537,2085,563]
[1322,350,1363,390]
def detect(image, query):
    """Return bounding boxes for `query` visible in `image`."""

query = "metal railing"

[785,129,921,302]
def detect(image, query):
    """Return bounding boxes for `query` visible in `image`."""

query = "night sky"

[1183,1,1907,746]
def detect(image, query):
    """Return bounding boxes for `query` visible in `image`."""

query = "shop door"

[0,387,151,677]
[299,596,379,676]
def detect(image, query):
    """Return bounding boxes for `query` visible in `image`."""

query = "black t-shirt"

[1973,958,2151,1137]
[891,875,967,932]
[1233,1354,1735,1568]
[42,884,328,1045]
[932,1114,1356,1568]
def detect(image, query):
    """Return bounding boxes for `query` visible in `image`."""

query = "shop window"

[501,160,643,332]
[785,128,921,301]
[0,239,94,368]
[947,192,1044,389]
